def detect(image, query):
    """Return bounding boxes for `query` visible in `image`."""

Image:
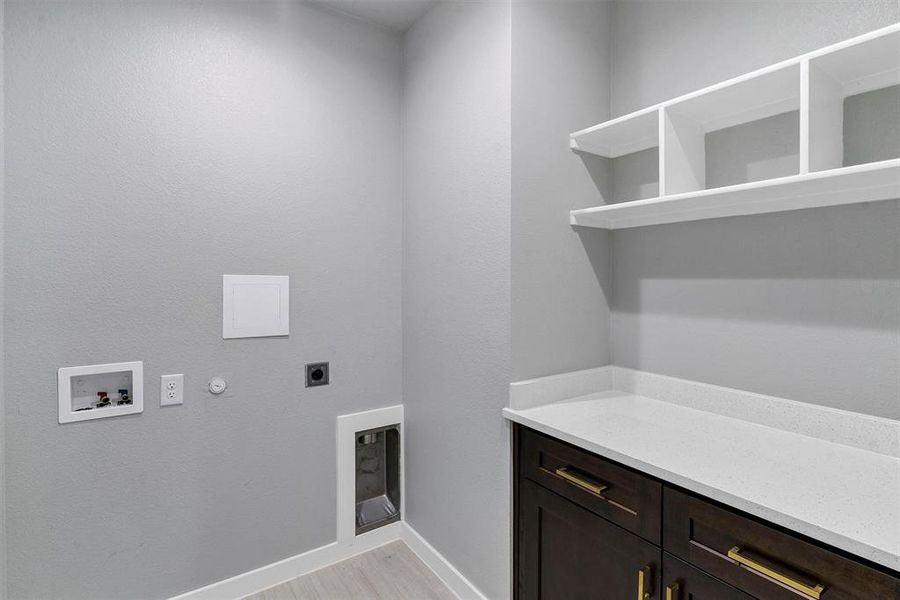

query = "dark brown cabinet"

[513,425,900,600]
[663,487,900,600]
[518,479,661,599]
[662,554,753,600]
[520,423,661,543]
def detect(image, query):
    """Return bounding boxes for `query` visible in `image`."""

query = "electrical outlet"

[305,362,329,387]
[160,374,184,406]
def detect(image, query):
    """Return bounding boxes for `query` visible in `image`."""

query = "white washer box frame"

[58,361,144,423]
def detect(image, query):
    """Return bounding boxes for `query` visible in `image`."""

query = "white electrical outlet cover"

[222,275,290,339]
[160,374,184,406]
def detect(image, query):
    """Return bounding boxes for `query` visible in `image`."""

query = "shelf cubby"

[805,29,900,172]
[663,64,800,195]
[570,23,900,230]
[571,108,661,204]
[610,145,660,204]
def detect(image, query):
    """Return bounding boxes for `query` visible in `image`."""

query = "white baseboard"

[168,522,486,600]
[169,523,404,600]
[401,523,487,600]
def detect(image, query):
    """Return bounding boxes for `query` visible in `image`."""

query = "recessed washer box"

[222,274,290,339]
[58,361,143,423]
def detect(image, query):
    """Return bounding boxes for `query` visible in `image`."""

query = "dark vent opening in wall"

[355,424,401,535]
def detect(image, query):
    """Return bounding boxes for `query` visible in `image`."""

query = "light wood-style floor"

[243,541,457,600]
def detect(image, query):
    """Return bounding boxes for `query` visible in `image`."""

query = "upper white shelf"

[811,27,900,96]
[570,107,659,158]
[571,159,900,229]
[570,24,900,229]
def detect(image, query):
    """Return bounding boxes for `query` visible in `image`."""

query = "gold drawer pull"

[637,565,652,600]
[551,466,608,496]
[538,466,638,515]
[665,582,679,600]
[728,546,825,599]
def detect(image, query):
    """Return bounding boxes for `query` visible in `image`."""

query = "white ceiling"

[309,0,439,33]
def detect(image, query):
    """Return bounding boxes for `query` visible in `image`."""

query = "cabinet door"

[662,554,753,600]
[518,479,661,600]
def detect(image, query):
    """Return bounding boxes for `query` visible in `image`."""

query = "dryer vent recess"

[355,425,400,535]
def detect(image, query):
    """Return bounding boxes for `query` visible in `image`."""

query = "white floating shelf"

[570,23,900,229]
[570,159,900,229]
[570,107,659,158]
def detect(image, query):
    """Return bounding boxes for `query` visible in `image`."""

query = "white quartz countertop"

[503,390,900,571]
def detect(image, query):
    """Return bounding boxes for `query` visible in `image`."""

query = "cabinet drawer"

[662,553,753,600]
[519,426,661,543]
[663,488,900,600]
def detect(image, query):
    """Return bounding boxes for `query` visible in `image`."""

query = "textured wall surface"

[4,3,899,600]
[611,147,658,203]
[511,1,613,381]
[0,1,6,595]
[609,1,900,419]
[4,2,402,598]
[705,111,799,189]
[844,85,900,167]
[403,2,512,598]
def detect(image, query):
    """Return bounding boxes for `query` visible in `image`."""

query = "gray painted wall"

[608,1,900,419]
[0,0,6,596]
[4,2,402,598]
[3,3,898,599]
[611,147,658,203]
[705,111,799,189]
[511,1,613,381]
[402,2,511,598]
[844,85,900,167]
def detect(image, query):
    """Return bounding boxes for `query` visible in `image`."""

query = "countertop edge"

[502,407,900,573]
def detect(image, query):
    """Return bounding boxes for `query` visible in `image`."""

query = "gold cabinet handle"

[728,546,825,599]
[637,565,652,600]
[546,466,608,497]
[665,582,679,600]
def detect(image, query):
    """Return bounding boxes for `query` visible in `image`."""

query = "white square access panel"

[222,275,290,339]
